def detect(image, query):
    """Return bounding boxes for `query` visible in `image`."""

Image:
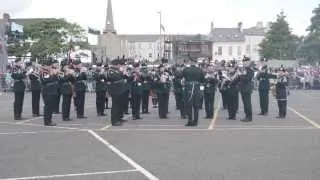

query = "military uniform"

[94,67,107,116]
[74,67,87,119]
[41,65,58,126]
[173,68,184,110]
[182,64,205,126]
[225,72,239,120]
[12,64,27,120]
[238,64,254,122]
[256,66,274,115]
[276,68,288,118]
[155,66,171,119]
[130,69,143,120]
[141,67,151,114]
[203,71,218,119]
[29,72,41,117]
[107,61,126,126]
[60,73,74,121]
[218,71,228,110]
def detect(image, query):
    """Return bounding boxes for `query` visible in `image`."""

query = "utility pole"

[0,13,9,74]
[157,11,162,60]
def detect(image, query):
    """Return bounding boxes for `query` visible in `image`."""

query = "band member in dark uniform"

[141,63,151,114]
[94,62,107,116]
[104,64,110,110]
[173,65,184,110]
[41,60,58,126]
[52,60,61,114]
[129,63,143,120]
[60,62,75,121]
[12,58,27,120]
[73,60,87,119]
[182,58,205,126]
[203,65,218,119]
[237,57,254,122]
[225,68,239,120]
[155,64,171,119]
[107,59,126,126]
[256,65,273,116]
[27,61,42,117]
[150,68,158,108]
[218,70,228,110]
[275,67,288,119]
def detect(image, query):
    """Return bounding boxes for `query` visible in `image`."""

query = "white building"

[210,22,266,61]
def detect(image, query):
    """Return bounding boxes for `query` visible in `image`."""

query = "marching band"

[10,56,290,126]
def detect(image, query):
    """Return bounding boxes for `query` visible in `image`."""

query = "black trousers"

[199,93,204,109]
[185,91,201,125]
[43,94,55,125]
[96,92,106,115]
[75,92,85,116]
[158,92,169,118]
[111,94,122,124]
[240,92,252,120]
[221,91,228,109]
[14,91,24,118]
[53,92,61,113]
[204,93,215,118]
[259,90,269,114]
[132,93,142,118]
[277,100,287,118]
[122,90,130,113]
[62,94,72,119]
[141,90,149,113]
[174,92,182,110]
[227,91,239,119]
[31,91,40,115]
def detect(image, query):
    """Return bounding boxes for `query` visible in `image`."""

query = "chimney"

[238,22,243,32]
[210,21,214,33]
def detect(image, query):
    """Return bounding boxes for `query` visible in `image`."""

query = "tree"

[259,11,298,60]
[10,19,88,59]
[297,4,320,63]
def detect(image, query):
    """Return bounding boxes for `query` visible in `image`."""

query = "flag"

[160,24,165,32]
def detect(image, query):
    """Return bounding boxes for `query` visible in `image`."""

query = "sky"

[1,0,319,36]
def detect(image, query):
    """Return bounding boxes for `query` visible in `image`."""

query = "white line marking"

[288,107,320,129]
[87,130,159,180]
[0,130,83,135]
[0,169,138,180]
[22,123,86,131]
[208,96,221,130]
[100,124,112,130]
[99,127,317,132]
[138,125,184,127]
[15,117,42,124]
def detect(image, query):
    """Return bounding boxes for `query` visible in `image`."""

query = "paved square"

[0,90,319,180]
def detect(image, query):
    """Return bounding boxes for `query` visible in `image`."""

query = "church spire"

[104,0,116,34]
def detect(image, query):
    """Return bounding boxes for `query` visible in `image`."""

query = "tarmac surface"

[0,90,319,180]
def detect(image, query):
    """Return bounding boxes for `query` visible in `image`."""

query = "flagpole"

[157,11,162,60]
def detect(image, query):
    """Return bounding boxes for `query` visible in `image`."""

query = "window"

[238,46,242,56]
[228,46,233,56]
[218,46,222,55]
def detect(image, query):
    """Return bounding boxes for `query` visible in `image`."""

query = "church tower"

[98,0,121,61]
[104,0,116,34]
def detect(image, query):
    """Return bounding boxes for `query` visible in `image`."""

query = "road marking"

[88,130,159,180]
[22,123,87,131]
[288,107,320,129]
[208,96,221,130]
[0,130,83,135]
[100,124,112,130]
[0,169,138,180]
[99,115,132,130]
[103,128,211,132]
[15,117,42,124]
